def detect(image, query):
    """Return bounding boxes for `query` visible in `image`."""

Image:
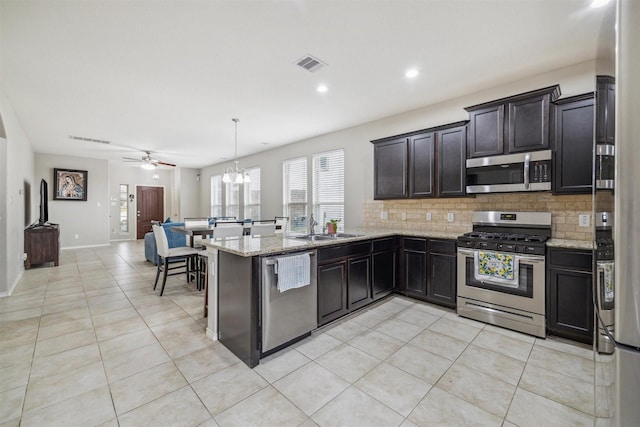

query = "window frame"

[283,157,308,233]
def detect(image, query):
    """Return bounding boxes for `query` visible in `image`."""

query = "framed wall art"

[53,168,87,201]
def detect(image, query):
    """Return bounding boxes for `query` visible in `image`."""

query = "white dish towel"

[275,253,310,292]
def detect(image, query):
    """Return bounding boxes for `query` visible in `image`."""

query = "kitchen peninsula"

[204,227,593,368]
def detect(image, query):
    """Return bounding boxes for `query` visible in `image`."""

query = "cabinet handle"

[524,153,530,190]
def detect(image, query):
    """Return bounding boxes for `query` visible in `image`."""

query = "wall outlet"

[74,233,80,239]
[447,212,455,222]
[426,212,432,221]
[578,214,590,227]
[381,211,388,220]
[401,212,407,221]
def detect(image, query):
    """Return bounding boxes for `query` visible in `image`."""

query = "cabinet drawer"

[548,248,593,271]
[372,237,396,253]
[318,241,371,263]
[403,237,427,252]
[428,239,456,254]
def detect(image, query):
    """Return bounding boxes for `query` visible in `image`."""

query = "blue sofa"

[144,221,187,265]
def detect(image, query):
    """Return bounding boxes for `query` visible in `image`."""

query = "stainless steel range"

[457,211,551,337]
[595,211,614,354]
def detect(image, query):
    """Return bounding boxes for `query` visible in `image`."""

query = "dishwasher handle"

[264,251,316,266]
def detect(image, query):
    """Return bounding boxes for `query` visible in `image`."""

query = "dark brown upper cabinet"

[373,137,408,199]
[465,85,561,158]
[596,75,615,145]
[437,125,467,197]
[552,93,594,195]
[409,132,435,197]
[372,121,468,200]
[466,104,504,157]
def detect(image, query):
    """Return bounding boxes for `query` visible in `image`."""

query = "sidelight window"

[119,184,128,232]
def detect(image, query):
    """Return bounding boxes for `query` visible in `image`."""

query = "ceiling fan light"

[141,163,156,170]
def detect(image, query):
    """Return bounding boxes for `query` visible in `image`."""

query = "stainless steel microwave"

[466,150,552,194]
[596,144,615,190]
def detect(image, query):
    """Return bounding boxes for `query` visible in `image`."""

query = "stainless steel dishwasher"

[261,250,317,354]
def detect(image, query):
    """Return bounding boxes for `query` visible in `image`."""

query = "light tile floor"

[0,240,608,426]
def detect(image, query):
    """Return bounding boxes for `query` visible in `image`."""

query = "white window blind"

[283,157,308,233]
[225,182,240,219]
[313,149,345,232]
[243,167,261,220]
[210,175,223,217]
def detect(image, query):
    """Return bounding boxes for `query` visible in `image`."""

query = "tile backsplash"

[362,193,593,241]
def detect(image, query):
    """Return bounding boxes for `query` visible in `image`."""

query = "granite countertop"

[546,238,595,250]
[203,227,461,257]
[202,227,594,256]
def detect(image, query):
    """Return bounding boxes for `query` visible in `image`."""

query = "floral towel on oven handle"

[474,250,520,287]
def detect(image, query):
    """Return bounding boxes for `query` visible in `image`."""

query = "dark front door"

[136,186,164,239]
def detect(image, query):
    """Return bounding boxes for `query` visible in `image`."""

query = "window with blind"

[283,157,308,233]
[313,149,345,231]
[243,167,261,220]
[225,182,240,219]
[210,175,223,217]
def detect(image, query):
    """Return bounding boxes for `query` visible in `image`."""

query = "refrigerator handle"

[596,309,616,347]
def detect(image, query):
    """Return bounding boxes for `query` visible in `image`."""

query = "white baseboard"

[109,238,137,242]
[0,269,24,298]
[61,243,110,251]
[206,327,219,341]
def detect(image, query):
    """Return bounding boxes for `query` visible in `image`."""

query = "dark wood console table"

[24,224,59,269]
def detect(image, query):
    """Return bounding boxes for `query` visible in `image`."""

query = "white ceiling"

[1,0,613,169]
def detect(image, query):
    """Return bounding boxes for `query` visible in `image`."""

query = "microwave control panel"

[531,160,551,183]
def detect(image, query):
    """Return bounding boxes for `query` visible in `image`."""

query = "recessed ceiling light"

[405,68,419,79]
[317,84,328,93]
[590,0,610,8]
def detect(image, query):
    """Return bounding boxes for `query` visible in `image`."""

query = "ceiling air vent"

[295,54,327,73]
[68,135,111,145]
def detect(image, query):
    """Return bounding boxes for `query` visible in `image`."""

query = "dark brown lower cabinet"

[317,261,348,326]
[348,255,372,311]
[546,248,594,344]
[426,239,457,308]
[317,241,372,326]
[401,237,427,298]
[371,237,397,300]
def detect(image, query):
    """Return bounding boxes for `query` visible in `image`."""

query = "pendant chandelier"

[222,118,250,184]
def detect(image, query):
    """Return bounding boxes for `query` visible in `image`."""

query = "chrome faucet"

[309,213,318,235]
[322,212,327,234]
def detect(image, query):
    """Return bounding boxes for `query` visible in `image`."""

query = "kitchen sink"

[290,234,335,242]
[333,233,361,238]
[289,233,363,242]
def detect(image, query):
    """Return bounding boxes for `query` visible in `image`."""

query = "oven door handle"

[458,248,544,264]
[457,248,476,257]
[516,254,545,264]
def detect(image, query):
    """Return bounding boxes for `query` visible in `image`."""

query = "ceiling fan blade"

[155,161,176,167]
[122,157,142,162]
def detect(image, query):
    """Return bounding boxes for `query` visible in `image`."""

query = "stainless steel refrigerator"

[608,1,640,425]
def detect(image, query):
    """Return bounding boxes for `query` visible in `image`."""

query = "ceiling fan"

[123,151,176,169]
[68,135,178,169]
